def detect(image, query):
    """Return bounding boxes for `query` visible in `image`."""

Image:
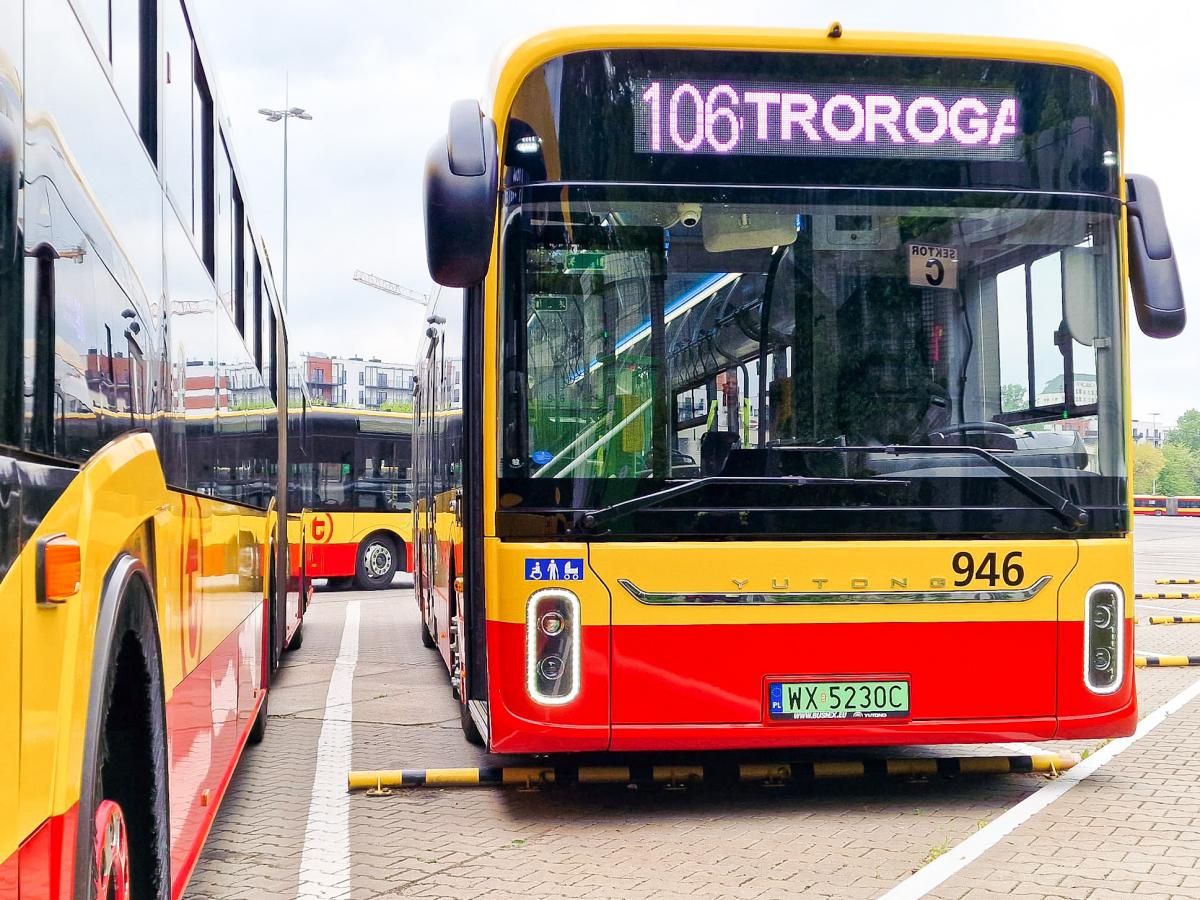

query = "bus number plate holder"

[768,679,910,721]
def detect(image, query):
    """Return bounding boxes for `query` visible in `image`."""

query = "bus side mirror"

[1126,174,1186,338]
[424,99,498,288]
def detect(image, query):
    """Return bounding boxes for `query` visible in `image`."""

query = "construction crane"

[352,270,436,308]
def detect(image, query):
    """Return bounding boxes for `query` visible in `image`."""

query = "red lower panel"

[1056,618,1137,739]
[305,543,358,578]
[486,617,1137,752]
[0,805,78,900]
[167,612,263,898]
[612,620,1057,724]
[487,621,610,754]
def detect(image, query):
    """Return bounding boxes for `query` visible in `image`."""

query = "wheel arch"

[73,552,171,899]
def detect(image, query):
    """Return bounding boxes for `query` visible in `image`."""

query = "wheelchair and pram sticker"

[525,558,585,581]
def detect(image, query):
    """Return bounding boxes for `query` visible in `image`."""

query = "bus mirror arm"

[1126,174,1186,339]
[424,99,498,288]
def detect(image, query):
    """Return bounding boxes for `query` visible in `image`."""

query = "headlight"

[1084,584,1123,694]
[526,589,580,705]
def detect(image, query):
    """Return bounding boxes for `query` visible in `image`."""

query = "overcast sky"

[191,0,1198,422]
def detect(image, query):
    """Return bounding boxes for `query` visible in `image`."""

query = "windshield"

[499,185,1125,538]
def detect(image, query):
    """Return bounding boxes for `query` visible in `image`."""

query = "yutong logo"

[731,576,952,590]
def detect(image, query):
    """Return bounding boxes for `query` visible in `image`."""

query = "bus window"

[163,0,193,227]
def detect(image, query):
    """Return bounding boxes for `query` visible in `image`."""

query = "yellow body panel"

[2,432,268,860]
[303,509,411,552]
[487,538,1090,626]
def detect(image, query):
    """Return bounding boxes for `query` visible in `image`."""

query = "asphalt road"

[185,517,1200,899]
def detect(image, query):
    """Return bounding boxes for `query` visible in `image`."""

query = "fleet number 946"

[951,551,1024,587]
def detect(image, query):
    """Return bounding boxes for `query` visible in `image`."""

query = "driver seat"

[700,430,740,475]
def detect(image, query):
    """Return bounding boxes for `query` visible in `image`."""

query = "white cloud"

[190,0,1199,419]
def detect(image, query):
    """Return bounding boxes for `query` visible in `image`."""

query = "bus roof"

[486,25,1123,131]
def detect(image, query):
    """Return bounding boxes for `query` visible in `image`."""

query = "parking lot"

[185,517,1200,900]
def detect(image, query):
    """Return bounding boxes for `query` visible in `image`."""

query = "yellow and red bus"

[415,26,1185,752]
[0,1,310,896]
[1134,495,1200,516]
[300,408,413,590]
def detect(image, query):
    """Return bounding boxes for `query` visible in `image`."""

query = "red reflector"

[39,535,81,604]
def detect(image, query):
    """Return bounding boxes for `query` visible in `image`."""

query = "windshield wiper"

[789,444,1089,528]
[579,475,909,532]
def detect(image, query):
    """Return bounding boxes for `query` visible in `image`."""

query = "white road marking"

[296,600,361,900]
[879,673,1200,900]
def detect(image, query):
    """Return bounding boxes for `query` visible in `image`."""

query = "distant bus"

[1134,495,1200,516]
[299,408,414,589]
[0,0,309,895]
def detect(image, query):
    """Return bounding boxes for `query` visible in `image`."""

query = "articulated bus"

[300,408,414,590]
[0,1,310,896]
[1134,495,1200,516]
[415,26,1186,752]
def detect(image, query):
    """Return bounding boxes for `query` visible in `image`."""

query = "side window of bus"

[25,187,151,461]
[994,250,1098,418]
[80,0,156,160]
[163,0,194,230]
[215,136,236,316]
[214,311,269,506]
[252,253,263,370]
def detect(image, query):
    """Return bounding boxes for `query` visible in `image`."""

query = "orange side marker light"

[37,534,81,605]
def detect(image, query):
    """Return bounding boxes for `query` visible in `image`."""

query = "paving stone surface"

[185,518,1200,899]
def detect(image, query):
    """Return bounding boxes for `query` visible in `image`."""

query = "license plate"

[769,680,909,721]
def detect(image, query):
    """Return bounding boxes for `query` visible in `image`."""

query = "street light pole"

[258,93,312,310]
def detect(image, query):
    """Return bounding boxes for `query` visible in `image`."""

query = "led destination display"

[635,78,1020,160]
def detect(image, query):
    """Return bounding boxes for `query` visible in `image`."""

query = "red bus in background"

[1134,495,1200,516]
[299,408,415,590]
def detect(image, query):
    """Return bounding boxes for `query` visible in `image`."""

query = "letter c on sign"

[925,258,945,286]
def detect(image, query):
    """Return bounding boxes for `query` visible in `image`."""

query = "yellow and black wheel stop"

[1135,654,1200,668]
[347,754,1076,791]
[1146,616,1200,625]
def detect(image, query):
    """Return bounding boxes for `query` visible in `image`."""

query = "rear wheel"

[354,534,397,590]
[83,567,170,900]
[420,599,436,649]
[248,686,269,744]
[449,587,483,746]
[286,618,304,652]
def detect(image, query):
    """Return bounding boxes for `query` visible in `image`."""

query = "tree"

[1132,443,1166,494]
[1000,383,1027,413]
[1167,409,1200,454]
[1158,444,1200,497]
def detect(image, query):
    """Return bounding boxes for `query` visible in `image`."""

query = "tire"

[354,534,398,590]
[420,601,436,649]
[80,561,171,900]
[248,687,269,745]
[285,618,304,652]
[460,697,484,746]
[449,591,483,746]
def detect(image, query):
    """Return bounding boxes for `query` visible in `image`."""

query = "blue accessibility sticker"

[525,558,584,581]
[531,449,554,465]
